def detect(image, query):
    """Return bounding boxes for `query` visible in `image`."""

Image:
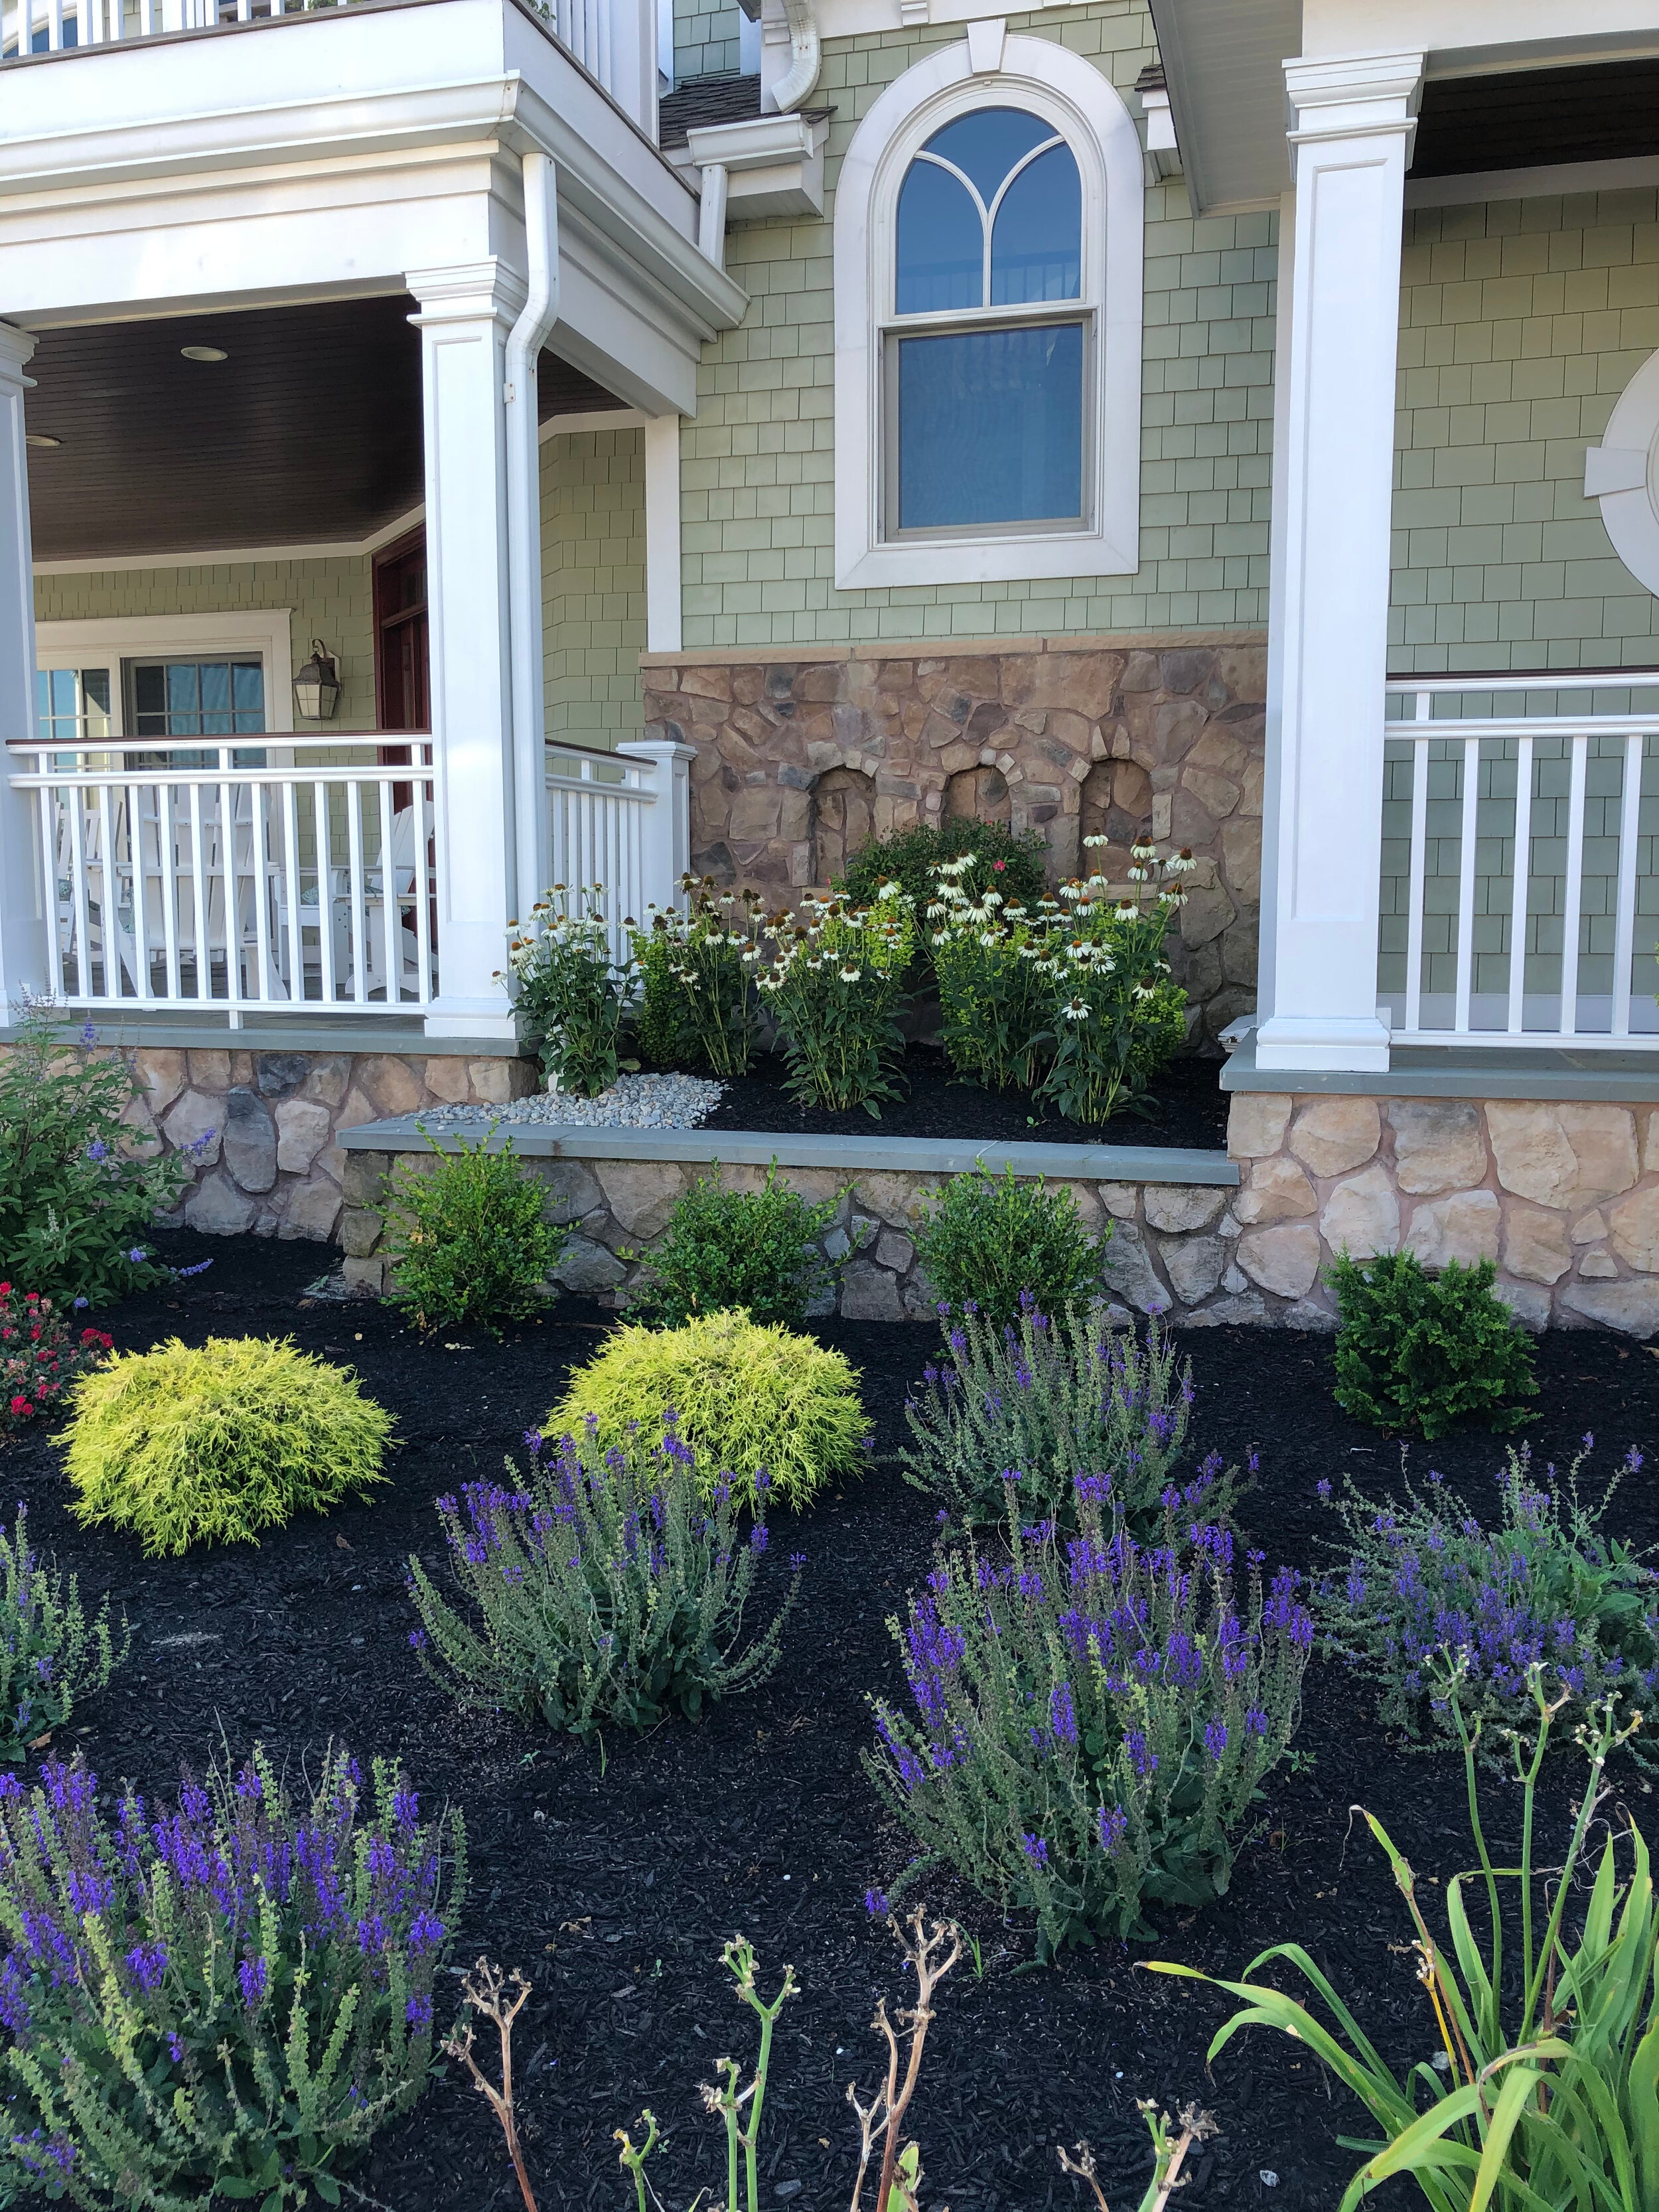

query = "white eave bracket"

[684,110,830,224]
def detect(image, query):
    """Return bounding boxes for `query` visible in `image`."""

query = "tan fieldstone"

[1097,1182,1141,1220]
[1573,1209,1607,1244]
[1578,1249,1619,1279]
[875,1228,915,1274]
[341,1256,385,1295]
[119,1092,162,1160]
[1642,1108,1659,1177]
[1502,1204,1572,1286]
[357,1056,425,1118]
[839,1260,905,1323]
[1236,1222,1321,1299]
[303,1057,352,1108]
[135,1049,188,1118]
[1607,1184,1659,1273]
[186,1050,232,1091]
[1487,1102,1638,1207]
[334,1088,381,1135]
[1404,1189,1500,1269]
[1161,1234,1226,1304]
[1143,1184,1226,1234]
[853,1173,930,1227]
[422,1057,471,1104]
[593,1160,687,1238]
[1319,1165,1399,1260]
[1227,1093,1291,1158]
[184,1171,255,1235]
[469,1059,516,1106]
[1098,1224,1169,1312]
[275,1098,332,1176]
[339,1209,383,1257]
[279,1179,342,1242]
[1234,1155,1317,1226]
[163,1088,222,1166]
[1495,1280,1551,1331]
[1561,1277,1659,1335]
[1289,1096,1381,1178]
[1388,1100,1487,1194]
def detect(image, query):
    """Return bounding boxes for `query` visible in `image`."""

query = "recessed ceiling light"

[180,344,228,363]
[25,433,61,449]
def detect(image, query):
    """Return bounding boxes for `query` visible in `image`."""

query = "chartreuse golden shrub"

[547,1311,865,1512]
[64,1336,392,1555]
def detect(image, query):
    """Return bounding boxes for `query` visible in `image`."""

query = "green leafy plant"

[756,888,915,1116]
[64,1335,392,1555]
[912,1165,1102,1327]
[836,818,1050,936]
[1329,1248,1539,1439]
[0,1282,112,1442]
[0,1741,463,2211]
[1313,1443,1658,1763]
[1147,1669,1658,2212]
[0,1505,126,1763]
[631,879,765,1078]
[502,885,632,1097]
[1035,840,1192,1127]
[408,1419,800,1735]
[865,1487,1314,1960]
[928,858,1056,1092]
[547,1309,866,1514]
[376,1126,565,1336]
[901,1303,1230,1536]
[0,1001,198,1305]
[626,1163,844,1329]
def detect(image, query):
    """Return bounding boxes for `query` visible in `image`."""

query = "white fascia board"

[1405,152,1659,207]
[1145,0,1299,214]
[1301,0,1659,60]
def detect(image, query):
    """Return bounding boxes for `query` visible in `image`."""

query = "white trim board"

[1405,153,1659,208]
[31,410,648,578]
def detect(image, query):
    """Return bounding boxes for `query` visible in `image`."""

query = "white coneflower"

[839,966,863,982]
[1167,847,1198,874]
[1062,997,1091,1021]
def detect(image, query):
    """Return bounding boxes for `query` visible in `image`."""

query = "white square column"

[408,261,526,1041]
[0,322,48,1011]
[1254,51,1423,1074]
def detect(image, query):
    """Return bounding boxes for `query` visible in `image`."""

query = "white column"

[1253,50,1423,1074]
[407,261,526,1041]
[643,413,683,654]
[0,322,48,1013]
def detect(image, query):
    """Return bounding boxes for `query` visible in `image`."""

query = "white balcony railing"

[8,735,437,1024]
[1,0,655,131]
[1380,673,1659,1049]
[543,738,660,972]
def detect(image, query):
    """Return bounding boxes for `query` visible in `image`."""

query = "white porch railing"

[543,739,658,971]
[7,735,437,1023]
[1,0,654,129]
[1380,673,1659,1049]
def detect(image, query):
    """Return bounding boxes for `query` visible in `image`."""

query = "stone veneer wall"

[644,638,1265,1047]
[61,1047,540,1244]
[1224,1090,1659,1334]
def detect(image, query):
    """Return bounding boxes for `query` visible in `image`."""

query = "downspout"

[505,147,560,928]
[770,0,819,113]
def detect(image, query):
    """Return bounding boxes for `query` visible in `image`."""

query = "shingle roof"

[659,75,762,148]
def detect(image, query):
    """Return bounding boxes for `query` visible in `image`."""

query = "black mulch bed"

[10,1234,1659,2211]
[699,1046,1230,1149]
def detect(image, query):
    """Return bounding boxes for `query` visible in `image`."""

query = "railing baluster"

[1453,732,1480,1035]
[96,779,117,1000]
[1403,697,1429,1035]
[218,751,239,1021]
[48,0,63,49]
[125,774,151,1000]
[1506,734,1533,1035]
[35,762,64,998]
[313,781,338,1004]
[186,781,210,1004]
[1611,729,1645,1039]
[160,782,182,1003]
[378,779,399,1001]
[413,776,433,1006]
[346,780,369,1006]
[1559,731,1589,1038]
[252,780,274,1003]
[66,784,92,1001]
[280,779,303,1004]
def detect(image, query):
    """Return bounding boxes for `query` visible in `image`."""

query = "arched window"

[834,36,1143,591]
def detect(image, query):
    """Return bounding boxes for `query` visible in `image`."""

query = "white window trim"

[833,33,1143,592]
[1585,347,1659,596]
[35,611,295,736]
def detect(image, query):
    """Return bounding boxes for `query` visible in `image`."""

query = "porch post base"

[1254,1013,1392,1074]
[423,1001,522,1043]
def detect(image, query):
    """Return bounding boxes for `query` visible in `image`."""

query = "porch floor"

[1222,1030,1659,1102]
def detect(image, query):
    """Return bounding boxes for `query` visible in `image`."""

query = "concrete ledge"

[0,1016,531,1057]
[1221,1031,1659,1104]
[334,1115,1240,1187]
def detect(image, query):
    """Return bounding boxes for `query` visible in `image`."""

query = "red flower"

[993,859,1006,871]
[8,1396,31,1419]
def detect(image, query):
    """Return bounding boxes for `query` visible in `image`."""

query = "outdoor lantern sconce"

[293,638,341,721]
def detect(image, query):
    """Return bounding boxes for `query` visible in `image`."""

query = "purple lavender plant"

[0,1741,462,2205]
[407,1416,800,1735]
[901,1303,1234,1538]
[0,1507,125,1762]
[1314,1443,1659,1763]
[865,1483,1313,1960]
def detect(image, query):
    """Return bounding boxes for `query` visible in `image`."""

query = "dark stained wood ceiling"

[25,293,625,561]
[1412,58,1659,181]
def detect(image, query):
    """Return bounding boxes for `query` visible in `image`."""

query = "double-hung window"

[833,34,1143,591]
[887,108,1086,538]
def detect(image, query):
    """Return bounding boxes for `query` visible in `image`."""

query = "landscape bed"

[7,1230,1656,2212]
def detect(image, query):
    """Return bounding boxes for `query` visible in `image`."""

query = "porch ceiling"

[25,293,624,563]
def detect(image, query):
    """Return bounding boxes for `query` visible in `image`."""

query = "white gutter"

[771,0,820,113]
[505,147,560,919]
